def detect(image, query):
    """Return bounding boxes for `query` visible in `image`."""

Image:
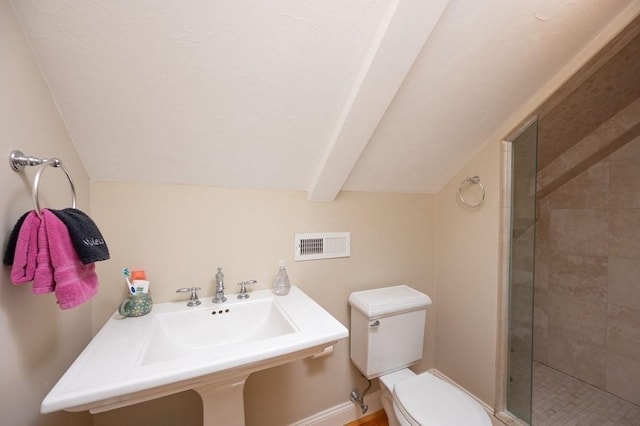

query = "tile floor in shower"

[533,362,640,425]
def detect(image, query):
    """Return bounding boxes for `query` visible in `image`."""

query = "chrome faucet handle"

[176,287,202,307]
[237,280,257,299]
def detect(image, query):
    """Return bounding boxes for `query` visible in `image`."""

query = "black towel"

[50,208,110,264]
[3,210,31,266]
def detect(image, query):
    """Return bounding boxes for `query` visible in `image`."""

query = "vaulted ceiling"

[11,0,638,201]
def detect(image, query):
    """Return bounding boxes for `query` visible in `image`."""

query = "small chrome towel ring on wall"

[9,150,77,217]
[458,175,485,208]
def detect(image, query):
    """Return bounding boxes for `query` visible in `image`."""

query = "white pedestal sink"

[41,286,348,425]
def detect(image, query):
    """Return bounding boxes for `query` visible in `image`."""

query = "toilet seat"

[392,373,491,426]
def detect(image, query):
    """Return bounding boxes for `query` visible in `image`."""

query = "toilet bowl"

[349,285,492,426]
[379,369,491,426]
[379,369,415,426]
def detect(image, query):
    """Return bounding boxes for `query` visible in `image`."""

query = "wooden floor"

[345,409,388,426]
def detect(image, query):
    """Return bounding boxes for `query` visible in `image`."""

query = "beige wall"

[0,1,92,425]
[89,183,436,425]
[434,140,502,406]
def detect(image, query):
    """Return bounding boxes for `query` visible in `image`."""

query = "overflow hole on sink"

[211,309,231,315]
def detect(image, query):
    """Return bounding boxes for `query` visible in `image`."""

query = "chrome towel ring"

[458,175,485,208]
[9,150,77,216]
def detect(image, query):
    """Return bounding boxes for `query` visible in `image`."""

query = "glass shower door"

[506,120,538,423]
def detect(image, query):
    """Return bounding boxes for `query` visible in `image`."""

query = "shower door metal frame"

[495,118,538,425]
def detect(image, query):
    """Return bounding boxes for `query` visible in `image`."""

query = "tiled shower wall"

[534,133,640,406]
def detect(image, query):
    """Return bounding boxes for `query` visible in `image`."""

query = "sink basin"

[41,286,348,426]
[139,298,297,365]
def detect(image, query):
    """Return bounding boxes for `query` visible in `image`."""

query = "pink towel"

[10,211,40,284]
[42,209,98,309]
[33,214,55,294]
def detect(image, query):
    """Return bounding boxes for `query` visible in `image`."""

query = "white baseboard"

[289,390,383,426]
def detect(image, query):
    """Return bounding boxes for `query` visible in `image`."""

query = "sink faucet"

[212,267,227,303]
[237,280,257,299]
[176,287,201,307]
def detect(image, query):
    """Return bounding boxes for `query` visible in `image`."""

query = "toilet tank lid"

[349,285,432,318]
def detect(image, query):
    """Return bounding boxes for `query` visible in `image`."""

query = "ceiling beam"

[307,0,450,202]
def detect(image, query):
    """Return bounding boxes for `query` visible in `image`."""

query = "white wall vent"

[294,232,351,261]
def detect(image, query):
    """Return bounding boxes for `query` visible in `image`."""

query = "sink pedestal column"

[193,374,249,426]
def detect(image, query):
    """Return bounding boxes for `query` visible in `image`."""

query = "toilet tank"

[349,285,432,379]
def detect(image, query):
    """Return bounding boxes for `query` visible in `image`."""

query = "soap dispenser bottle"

[274,260,291,296]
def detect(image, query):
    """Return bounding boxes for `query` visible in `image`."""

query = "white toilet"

[349,285,492,426]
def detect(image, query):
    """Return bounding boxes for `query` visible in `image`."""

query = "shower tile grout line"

[532,361,640,425]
